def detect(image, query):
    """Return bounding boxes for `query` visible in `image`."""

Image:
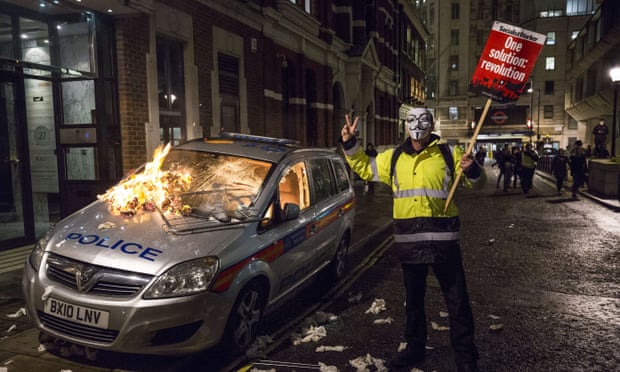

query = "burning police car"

[22,133,355,356]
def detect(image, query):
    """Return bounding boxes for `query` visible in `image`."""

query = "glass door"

[0,74,32,249]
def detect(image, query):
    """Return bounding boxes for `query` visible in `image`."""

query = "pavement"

[0,168,617,371]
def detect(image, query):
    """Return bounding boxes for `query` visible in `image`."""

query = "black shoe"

[457,362,480,372]
[390,348,425,367]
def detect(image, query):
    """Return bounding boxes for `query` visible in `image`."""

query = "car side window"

[308,158,336,204]
[332,158,351,192]
[278,162,310,211]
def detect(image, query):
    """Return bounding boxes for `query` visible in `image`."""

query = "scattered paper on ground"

[431,321,449,331]
[373,317,393,324]
[439,311,449,318]
[5,325,16,333]
[349,354,387,372]
[292,325,327,345]
[488,314,501,320]
[318,362,339,372]
[365,299,387,314]
[316,345,347,352]
[38,344,46,352]
[6,308,26,319]
[489,324,504,332]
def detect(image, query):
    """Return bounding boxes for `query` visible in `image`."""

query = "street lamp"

[610,66,620,157]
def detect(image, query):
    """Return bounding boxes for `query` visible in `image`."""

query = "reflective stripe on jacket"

[343,137,485,248]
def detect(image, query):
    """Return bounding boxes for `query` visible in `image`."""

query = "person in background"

[551,149,570,195]
[492,144,510,189]
[511,146,521,189]
[340,107,485,372]
[475,146,486,166]
[520,143,539,194]
[569,140,588,199]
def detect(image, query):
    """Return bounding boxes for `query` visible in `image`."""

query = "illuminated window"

[448,106,459,120]
[546,32,556,45]
[545,57,556,71]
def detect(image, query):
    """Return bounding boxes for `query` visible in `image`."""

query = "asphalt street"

[1,166,619,372]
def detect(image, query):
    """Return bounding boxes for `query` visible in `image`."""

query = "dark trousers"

[402,262,479,364]
[555,176,566,192]
[572,173,586,196]
[520,167,535,193]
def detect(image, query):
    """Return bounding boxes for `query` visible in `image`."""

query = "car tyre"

[223,281,266,355]
[326,234,349,281]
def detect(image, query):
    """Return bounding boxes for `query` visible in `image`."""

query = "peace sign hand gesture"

[341,114,359,142]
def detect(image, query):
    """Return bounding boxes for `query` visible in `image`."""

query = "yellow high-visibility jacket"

[343,135,486,263]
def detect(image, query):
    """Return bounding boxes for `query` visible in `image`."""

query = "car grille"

[38,311,119,343]
[46,253,153,297]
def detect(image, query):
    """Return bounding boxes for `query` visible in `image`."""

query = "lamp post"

[528,83,534,144]
[610,66,620,158]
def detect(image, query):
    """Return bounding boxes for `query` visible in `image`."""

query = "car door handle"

[309,224,318,235]
[338,208,344,217]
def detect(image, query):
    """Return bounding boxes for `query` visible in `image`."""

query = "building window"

[568,116,578,130]
[218,53,240,133]
[545,57,555,71]
[448,106,459,120]
[289,0,310,13]
[157,37,186,145]
[546,32,556,45]
[544,105,553,119]
[451,3,460,19]
[451,29,459,45]
[449,55,459,70]
[544,81,555,95]
[571,30,579,40]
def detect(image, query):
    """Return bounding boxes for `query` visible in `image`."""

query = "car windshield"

[162,149,272,221]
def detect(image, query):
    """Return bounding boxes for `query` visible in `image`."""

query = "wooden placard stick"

[443,98,492,214]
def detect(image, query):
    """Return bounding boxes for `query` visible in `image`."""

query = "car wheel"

[223,281,265,354]
[327,235,349,281]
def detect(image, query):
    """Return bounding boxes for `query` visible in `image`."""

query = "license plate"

[44,297,110,329]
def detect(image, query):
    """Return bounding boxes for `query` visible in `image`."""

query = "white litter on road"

[349,354,387,372]
[365,299,387,314]
[431,321,449,331]
[439,310,449,318]
[292,325,327,345]
[316,345,347,352]
[318,362,339,372]
[373,317,393,324]
[5,324,16,333]
[489,324,504,332]
[6,307,26,319]
[38,344,46,352]
[488,314,501,320]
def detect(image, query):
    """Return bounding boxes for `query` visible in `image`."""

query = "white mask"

[406,108,434,140]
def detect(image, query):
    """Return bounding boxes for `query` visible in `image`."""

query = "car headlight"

[143,257,220,299]
[28,234,50,272]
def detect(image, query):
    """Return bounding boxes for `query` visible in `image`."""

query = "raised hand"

[342,114,359,142]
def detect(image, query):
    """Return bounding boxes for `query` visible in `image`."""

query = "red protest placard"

[469,21,546,103]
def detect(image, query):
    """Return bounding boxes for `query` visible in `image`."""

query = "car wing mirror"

[282,203,300,220]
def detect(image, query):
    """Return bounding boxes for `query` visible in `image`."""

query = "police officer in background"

[340,107,485,372]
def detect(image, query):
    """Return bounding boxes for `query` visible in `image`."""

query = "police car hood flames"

[46,144,256,275]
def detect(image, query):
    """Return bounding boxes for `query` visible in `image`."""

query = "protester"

[492,144,510,189]
[569,140,588,199]
[492,145,513,192]
[511,146,521,188]
[592,121,609,158]
[551,149,570,195]
[475,146,486,166]
[339,107,485,372]
[520,143,539,194]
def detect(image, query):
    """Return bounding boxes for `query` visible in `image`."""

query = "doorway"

[0,73,34,249]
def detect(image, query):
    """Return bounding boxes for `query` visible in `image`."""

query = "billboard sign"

[469,21,546,103]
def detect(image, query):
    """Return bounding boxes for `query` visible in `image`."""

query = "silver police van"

[22,133,355,356]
